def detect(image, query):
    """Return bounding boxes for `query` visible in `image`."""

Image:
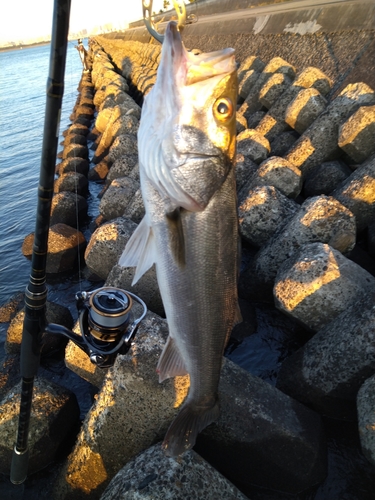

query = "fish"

[119,20,240,457]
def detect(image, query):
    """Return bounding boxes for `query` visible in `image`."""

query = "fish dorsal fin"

[157,336,188,383]
[166,208,185,268]
[118,216,156,285]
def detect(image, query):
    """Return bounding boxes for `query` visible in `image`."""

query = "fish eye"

[213,98,234,122]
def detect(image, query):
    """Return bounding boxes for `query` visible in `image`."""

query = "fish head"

[139,21,238,211]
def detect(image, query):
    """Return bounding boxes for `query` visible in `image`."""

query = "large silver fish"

[119,21,240,456]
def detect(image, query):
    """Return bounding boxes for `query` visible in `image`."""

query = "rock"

[50,191,88,228]
[303,160,352,197]
[274,242,375,331]
[276,292,375,419]
[285,88,327,134]
[240,196,356,297]
[331,154,375,231]
[338,105,375,163]
[22,223,86,274]
[259,73,292,109]
[54,172,88,195]
[56,157,89,176]
[255,66,332,141]
[235,153,259,192]
[100,444,249,500]
[99,177,140,221]
[244,156,302,198]
[236,129,270,164]
[53,312,326,499]
[285,83,375,178]
[6,300,73,355]
[238,185,299,247]
[107,263,164,318]
[357,375,375,466]
[84,217,137,281]
[106,154,138,182]
[0,377,79,475]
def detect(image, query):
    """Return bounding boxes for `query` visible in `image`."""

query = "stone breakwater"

[0,28,375,500]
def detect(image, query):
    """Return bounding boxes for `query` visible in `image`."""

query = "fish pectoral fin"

[157,336,188,382]
[162,399,220,457]
[166,208,185,268]
[118,216,156,285]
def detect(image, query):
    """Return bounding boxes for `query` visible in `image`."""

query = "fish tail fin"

[162,399,220,457]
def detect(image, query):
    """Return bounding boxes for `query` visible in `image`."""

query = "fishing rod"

[10,0,148,485]
[10,0,72,485]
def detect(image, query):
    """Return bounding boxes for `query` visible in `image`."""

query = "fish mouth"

[164,21,236,85]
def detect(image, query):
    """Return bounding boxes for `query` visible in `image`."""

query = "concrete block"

[238,185,298,247]
[236,112,247,134]
[122,188,145,224]
[357,375,375,467]
[107,134,138,164]
[274,242,375,331]
[338,105,375,163]
[331,154,375,231]
[54,172,88,195]
[85,217,137,281]
[106,154,138,182]
[270,131,299,157]
[236,129,270,164]
[99,177,140,221]
[56,157,89,176]
[238,69,260,102]
[246,110,266,129]
[53,312,326,499]
[100,444,249,500]
[277,292,375,419]
[285,83,375,178]
[259,73,292,109]
[237,55,265,83]
[61,143,88,161]
[235,153,259,191]
[50,191,88,228]
[245,156,302,198]
[285,88,327,134]
[303,160,352,197]
[240,196,356,295]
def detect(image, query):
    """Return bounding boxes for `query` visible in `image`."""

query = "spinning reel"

[46,287,147,368]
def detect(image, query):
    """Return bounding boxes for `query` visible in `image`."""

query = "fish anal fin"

[166,208,185,268]
[118,216,156,285]
[157,336,187,383]
[162,399,220,457]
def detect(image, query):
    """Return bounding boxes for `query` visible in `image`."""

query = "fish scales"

[119,21,240,456]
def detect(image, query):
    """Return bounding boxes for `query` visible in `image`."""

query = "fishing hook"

[142,0,187,43]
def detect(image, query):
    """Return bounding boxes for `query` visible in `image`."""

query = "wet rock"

[54,172,88,195]
[285,83,375,178]
[236,129,270,164]
[22,223,86,274]
[100,444,248,500]
[357,374,375,466]
[56,157,89,176]
[274,242,375,331]
[53,312,326,499]
[244,156,302,198]
[238,185,299,247]
[259,73,292,109]
[240,196,356,298]
[99,177,140,221]
[277,292,375,419]
[84,217,137,281]
[338,105,375,163]
[331,154,375,231]
[6,300,73,355]
[285,88,327,134]
[303,160,352,197]
[50,191,88,228]
[106,154,138,182]
[235,153,259,192]
[0,377,79,475]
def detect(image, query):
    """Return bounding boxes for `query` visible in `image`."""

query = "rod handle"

[10,446,29,485]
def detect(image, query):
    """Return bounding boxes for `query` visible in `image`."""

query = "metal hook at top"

[143,0,187,43]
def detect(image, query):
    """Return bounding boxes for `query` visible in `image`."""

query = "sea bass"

[119,21,240,456]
